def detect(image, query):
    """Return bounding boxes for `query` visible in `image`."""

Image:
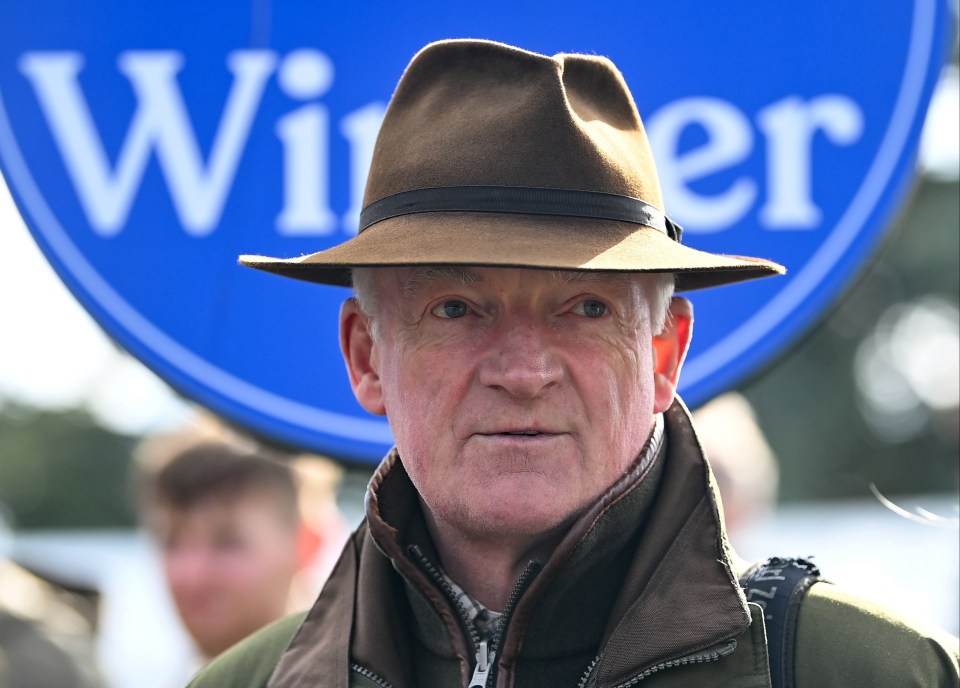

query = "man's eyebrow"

[400,266,482,296]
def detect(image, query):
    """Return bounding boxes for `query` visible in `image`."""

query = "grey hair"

[350,266,380,319]
[350,266,675,337]
[350,266,383,342]
[649,272,676,334]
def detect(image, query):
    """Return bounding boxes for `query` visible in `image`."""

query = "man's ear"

[340,298,386,416]
[651,296,694,414]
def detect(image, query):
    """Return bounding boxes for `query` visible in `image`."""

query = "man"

[139,431,304,662]
[192,39,959,687]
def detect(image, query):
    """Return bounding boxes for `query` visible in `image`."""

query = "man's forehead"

[399,266,481,295]
[395,266,643,295]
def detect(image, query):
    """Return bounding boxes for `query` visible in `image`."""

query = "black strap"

[359,185,684,242]
[741,557,822,688]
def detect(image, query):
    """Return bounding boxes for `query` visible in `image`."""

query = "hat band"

[359,186,683,242]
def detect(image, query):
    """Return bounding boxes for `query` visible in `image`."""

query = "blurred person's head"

[692,392,779,535]
[138,431,301,658]
[287,455,349,608]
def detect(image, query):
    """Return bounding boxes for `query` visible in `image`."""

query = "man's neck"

[423,512,567,612]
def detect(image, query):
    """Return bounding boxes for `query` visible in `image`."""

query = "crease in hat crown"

[240,38,785,291]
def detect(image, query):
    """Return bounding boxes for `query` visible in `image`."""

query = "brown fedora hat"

[240,39,784,291]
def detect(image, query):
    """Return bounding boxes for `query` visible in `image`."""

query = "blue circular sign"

[0,1,952,463]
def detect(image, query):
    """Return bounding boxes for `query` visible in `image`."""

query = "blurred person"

[287,455,350,610]
[137,428,315,664]
[692,392,779,537]
[0,515,104,688]
[191,40,959,688]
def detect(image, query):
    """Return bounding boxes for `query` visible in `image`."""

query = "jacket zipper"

[409,544,543,688]
[576,640,737,688]
[481,561,542,687]
[350,662,395,688]
[468,640,494,688]
[408,544,484,649]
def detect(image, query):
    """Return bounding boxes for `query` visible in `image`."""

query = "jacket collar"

[269,399,751,687]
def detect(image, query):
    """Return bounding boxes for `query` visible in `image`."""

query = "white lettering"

[20,49,864,241]
[647,97,757,233]
[275,49,337,235]
[757,94,864,228]
[19,50,275,236]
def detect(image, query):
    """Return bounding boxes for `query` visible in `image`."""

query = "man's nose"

[477,318,563,398]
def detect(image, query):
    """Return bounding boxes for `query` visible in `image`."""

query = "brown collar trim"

[268,528,362,687]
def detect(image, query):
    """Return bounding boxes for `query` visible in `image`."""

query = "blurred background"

[0,27,957,688]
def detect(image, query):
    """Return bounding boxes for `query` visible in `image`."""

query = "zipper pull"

[468,640,493,688]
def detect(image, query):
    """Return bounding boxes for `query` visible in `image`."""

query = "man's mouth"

[502,430,542,436]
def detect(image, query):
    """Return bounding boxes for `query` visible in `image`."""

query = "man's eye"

[575,299,607,318]
[432,300,469,319]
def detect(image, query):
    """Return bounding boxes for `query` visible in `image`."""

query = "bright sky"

[0,178,193,435]
[0,67,957,436]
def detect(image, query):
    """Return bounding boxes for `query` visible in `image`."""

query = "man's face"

[155,492,299,658]
[342,267,691,542]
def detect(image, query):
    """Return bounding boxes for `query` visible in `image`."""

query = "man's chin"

[453,495,580,541]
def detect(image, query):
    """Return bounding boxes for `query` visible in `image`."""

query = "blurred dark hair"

[139,437,299,527]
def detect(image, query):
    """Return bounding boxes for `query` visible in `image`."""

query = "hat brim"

[239,212,784,292]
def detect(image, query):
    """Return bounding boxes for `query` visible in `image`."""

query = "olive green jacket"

[190,401,959,688]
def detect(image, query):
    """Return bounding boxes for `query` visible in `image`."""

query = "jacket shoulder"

[795,582,959,688]
[187,612,307,688]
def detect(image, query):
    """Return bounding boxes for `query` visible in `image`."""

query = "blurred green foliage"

[744,178,960,501]
[0,403,137,529]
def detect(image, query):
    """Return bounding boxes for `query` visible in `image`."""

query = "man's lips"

[475,429,562,437]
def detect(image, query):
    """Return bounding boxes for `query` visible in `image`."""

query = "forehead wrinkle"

[396,267,642,300]
[400,266,483,297]
[550,270,635,285]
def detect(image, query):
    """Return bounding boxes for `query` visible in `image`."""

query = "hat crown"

[363,40,665,211]
[239,39,784,292]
